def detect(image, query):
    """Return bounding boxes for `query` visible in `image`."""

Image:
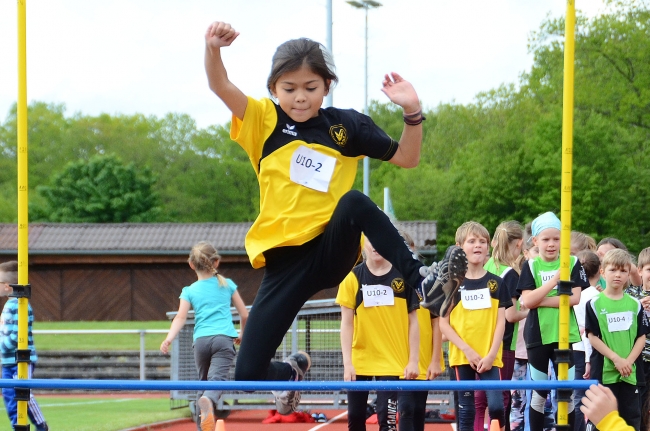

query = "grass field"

[14,320,339,429]
[34,321,171,351]
[33,320,341,351]
[9,322,194,429]
[0,395,190,431]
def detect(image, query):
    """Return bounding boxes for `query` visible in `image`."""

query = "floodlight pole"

[347,0,382,196]
[325,0,333,108]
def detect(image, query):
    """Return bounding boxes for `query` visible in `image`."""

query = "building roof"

[0,221,437,255]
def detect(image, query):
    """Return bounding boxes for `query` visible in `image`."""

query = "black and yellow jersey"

[336,263,420,376]
[448,272,512,368]
[231,97,398,268]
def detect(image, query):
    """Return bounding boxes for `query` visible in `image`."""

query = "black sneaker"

[273,350,311,415]
[416,261,439,302]
[419,245,468,316]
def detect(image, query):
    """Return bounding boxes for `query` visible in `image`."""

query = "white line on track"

[307,411,348,430]
[38,398,137,407]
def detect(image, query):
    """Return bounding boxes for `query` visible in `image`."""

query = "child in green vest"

[624,247,650,431]
[585,249,648,431]
[517,212,590,431]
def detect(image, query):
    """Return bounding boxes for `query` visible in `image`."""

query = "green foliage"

[365,1,650,252]
[0,105,258,223]
[34,154,161,222]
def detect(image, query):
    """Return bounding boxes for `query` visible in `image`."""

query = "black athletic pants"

[348,375,399,431]
[398,390,428,431]
[234,190,424,381]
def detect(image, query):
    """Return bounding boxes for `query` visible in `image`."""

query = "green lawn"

[33,320,341,351]
[0,396,190,431]
[14,322,193,429]
[34,321,171,351]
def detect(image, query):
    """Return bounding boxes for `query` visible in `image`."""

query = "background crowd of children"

[336,212,650,431]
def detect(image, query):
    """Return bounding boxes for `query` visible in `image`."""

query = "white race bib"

[362,284,394,307]
[461,288,492,310]
[289,146,336,193]
[606,311,634,332]
[540,269,559,289]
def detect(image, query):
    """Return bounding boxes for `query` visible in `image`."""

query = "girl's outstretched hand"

[380,72,420,113]
[160,339,171,355]
[205,22,240,49]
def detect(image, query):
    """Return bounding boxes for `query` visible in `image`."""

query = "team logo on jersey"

[282,124,298,137]
[329,124,348,147]
[487,279,498,293]
[391,278,405,293]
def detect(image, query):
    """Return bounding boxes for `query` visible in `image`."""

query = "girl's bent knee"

[338,190,373,213]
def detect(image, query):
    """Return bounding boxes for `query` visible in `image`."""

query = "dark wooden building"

[0,222,437,321]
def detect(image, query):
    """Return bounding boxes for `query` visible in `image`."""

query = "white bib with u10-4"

[540,269,559,289]
[461,288,491,310]
[606,311,634,332]
[362,284,395,307]
[290,146,336,192]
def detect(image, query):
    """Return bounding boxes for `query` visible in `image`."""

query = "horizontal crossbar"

[0,379,599,391]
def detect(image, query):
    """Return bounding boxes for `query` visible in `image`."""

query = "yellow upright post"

[557,0,576,429]
[16,0,31,429]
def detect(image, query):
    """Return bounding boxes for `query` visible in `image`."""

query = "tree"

[34,154,161,222]
[364,1,650,252]
[0,104,259,223]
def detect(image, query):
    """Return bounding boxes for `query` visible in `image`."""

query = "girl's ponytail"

[491,220,524,272]
[215,273,227,287]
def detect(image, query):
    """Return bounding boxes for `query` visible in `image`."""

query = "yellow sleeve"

[336,271,359,310]
[596,411,635,431]
[230,96,277,175]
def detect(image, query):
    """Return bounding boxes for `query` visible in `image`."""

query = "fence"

[167,299,454,413]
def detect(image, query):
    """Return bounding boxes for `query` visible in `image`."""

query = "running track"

[125,409,455,431]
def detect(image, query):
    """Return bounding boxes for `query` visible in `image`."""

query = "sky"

[0,0,607,130]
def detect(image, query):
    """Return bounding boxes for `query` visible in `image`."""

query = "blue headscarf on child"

[531,212,561,237]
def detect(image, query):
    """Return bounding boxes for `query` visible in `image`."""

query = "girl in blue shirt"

[161,241,248,431]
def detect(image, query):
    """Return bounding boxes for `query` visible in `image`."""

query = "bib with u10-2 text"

[362,284,395,307]
[289,146,336,193]
[461,288,491,310]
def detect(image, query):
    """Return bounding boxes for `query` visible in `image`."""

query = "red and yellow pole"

[16,0,30,428]
[558,0,576,428]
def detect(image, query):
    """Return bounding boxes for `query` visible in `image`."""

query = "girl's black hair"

[267,38,338,94]
[597,237,628,252]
